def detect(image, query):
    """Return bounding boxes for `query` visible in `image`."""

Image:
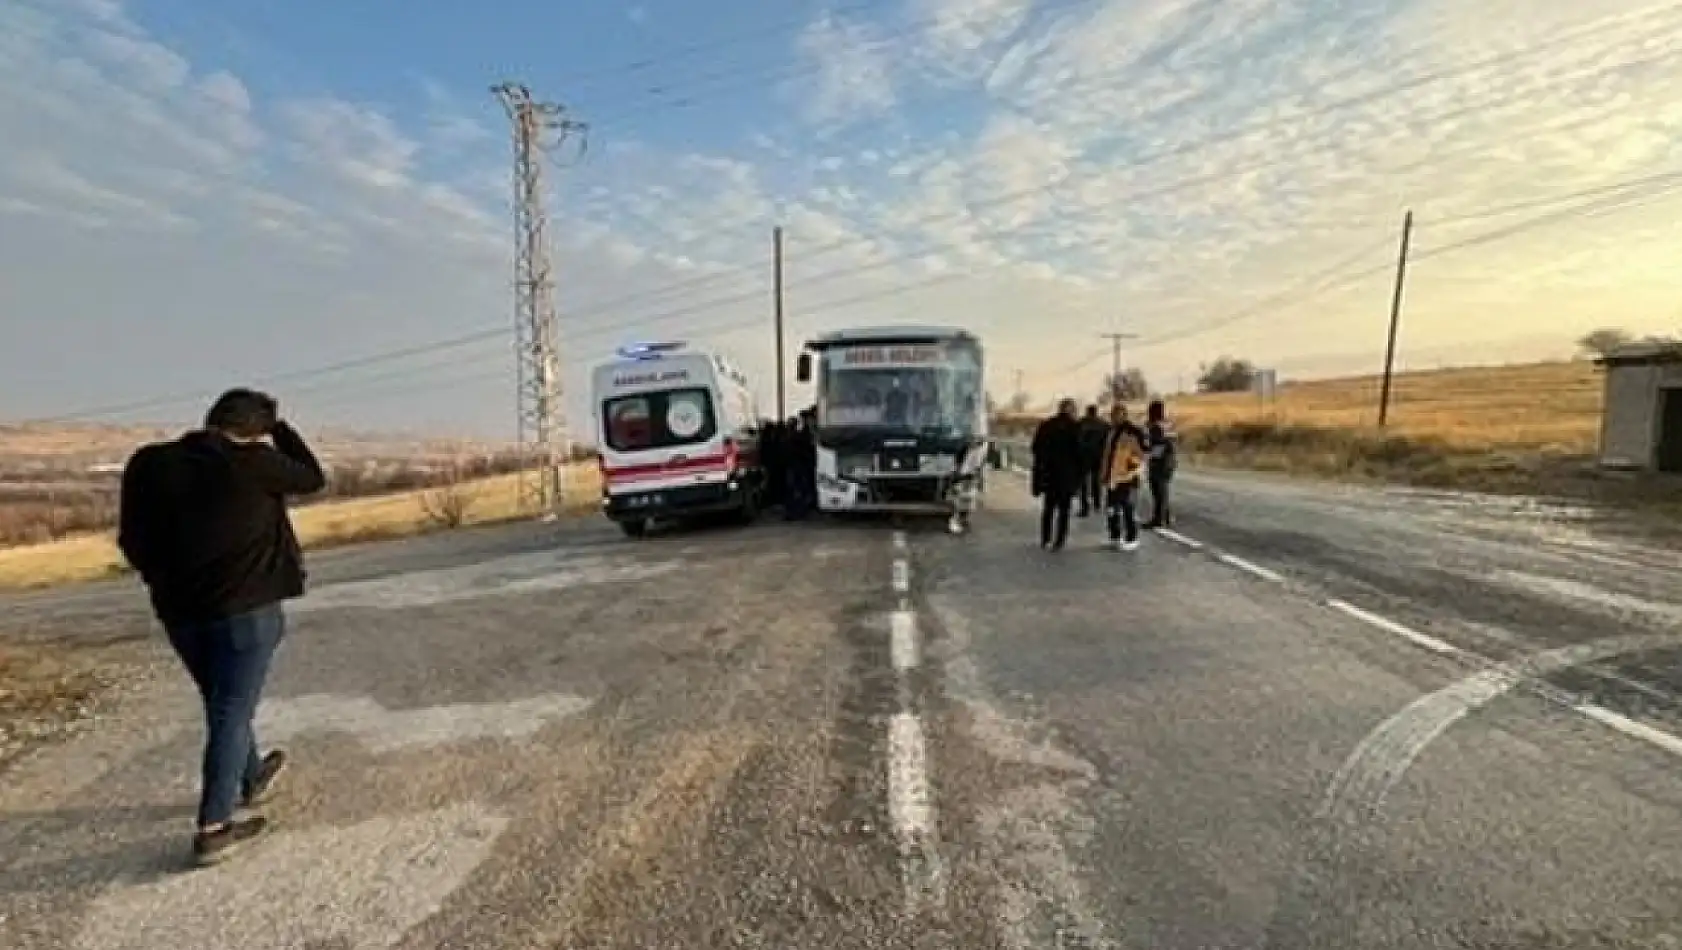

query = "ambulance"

[591,341,765,537]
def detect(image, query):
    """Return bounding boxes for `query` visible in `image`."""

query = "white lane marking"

[1574,704,1682,759]
[73,803,507,949]
[1326,599,1461,656]
[1216,552,1285,583]
[1154,527,1203,550]
[891,558,910,594]
[1319,633,1681,824]
[890,609,920,672]
[892,530,907,551]
[888,712,934,839]
[258,693,593,753]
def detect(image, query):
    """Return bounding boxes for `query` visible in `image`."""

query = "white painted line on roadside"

[891,530,907,551]
[892,558,910,594]
[888,711,935,844]
[891,609,920,672]
[1325,599,1462,657]
[1574,704,1682,760]
[1154,527,1203,550]
[1216,552,1285,584]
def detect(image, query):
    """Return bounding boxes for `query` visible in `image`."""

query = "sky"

[1,0,1680,438]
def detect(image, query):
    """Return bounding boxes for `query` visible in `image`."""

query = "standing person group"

[759,410,818,520]
[118,388,326,865]
[1030,396,1176,552]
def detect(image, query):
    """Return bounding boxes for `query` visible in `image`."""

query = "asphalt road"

[3,467,1682,948]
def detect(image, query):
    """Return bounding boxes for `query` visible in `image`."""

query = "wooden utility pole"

[773,226,786,421]
[1377,209,1414,429]
[1099,331,1137,405]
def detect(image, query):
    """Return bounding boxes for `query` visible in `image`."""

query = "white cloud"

[790,11,899,127]
[6,0,1682,433]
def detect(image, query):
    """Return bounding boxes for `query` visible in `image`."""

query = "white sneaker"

[1121,538,1140,552]
[1111,537,1126,551]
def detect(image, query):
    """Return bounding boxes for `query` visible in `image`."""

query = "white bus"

[794,325,989,534]
[591,341,765,537]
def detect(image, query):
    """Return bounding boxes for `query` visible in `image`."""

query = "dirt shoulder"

[0,639,135,770]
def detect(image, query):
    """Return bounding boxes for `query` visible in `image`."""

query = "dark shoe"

[192,814,269,867]
[1142,520,1162,530]
[240,750,288,808]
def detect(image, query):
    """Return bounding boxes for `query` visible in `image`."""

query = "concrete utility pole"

[1099,331,1137,404]
[773,226,786,421]
[492,81,587,517]
[1377,209,1414,429]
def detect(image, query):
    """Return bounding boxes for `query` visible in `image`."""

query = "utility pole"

[1099,331,1137,405]
[773,226,786,421]
[492,81,587,518]
[1377,209,1414,429]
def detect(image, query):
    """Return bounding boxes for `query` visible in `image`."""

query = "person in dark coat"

[117,388,325,866]
[1030,398,1083,552]
[760,419,786,507]
[1143,398,1177,528]
[1076,404,1108,517]
[785,413,817,519]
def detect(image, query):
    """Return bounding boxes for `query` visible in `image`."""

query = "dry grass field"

[996,359,1680,508]
[0,465,602,591]
[1168,359,1602,455]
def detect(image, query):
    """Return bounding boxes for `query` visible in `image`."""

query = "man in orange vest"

[1099,403,1149,552]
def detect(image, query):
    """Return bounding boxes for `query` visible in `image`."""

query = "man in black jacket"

[1142,398,1177,529]
[118,388,326,865]
[1030,398,1083,552]
[1076,404,1108,517]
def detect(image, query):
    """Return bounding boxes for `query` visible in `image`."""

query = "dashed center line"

[891,609,920,673]
[884,529,943,914]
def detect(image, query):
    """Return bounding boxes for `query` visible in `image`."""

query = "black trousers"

[1106,482,1138,543]
[1078,464,1101,514]
[1039,490,1073,548]
[1146,469,1172,526]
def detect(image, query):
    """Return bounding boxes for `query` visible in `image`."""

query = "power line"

[35,15,1682,423]
[568,0,1682,273]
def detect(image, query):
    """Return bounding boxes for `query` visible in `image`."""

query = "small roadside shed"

[1595,341,1682,472]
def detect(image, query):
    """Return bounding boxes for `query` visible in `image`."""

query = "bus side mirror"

[795,353,812,383]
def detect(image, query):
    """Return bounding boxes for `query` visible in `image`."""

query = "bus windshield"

[816,340,983,436]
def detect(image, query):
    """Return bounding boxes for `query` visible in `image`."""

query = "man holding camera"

[118,388,326,865]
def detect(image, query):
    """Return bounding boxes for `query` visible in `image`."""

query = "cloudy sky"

[1,0,1679,437]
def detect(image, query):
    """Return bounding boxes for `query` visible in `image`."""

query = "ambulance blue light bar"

[616,341,687,360]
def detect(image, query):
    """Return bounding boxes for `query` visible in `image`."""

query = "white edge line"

[892,559,910,594]
[891,530,907,551]
[890,609,919,672]
[1216,552,1285,584]
[1574,703,1682,759]
[1155,527,1204,550]
[1326,598,1462,656]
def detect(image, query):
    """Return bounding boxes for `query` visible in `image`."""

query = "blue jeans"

[165,605,286,827]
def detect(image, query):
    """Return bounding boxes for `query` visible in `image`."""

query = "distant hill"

[0,421,513,472]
